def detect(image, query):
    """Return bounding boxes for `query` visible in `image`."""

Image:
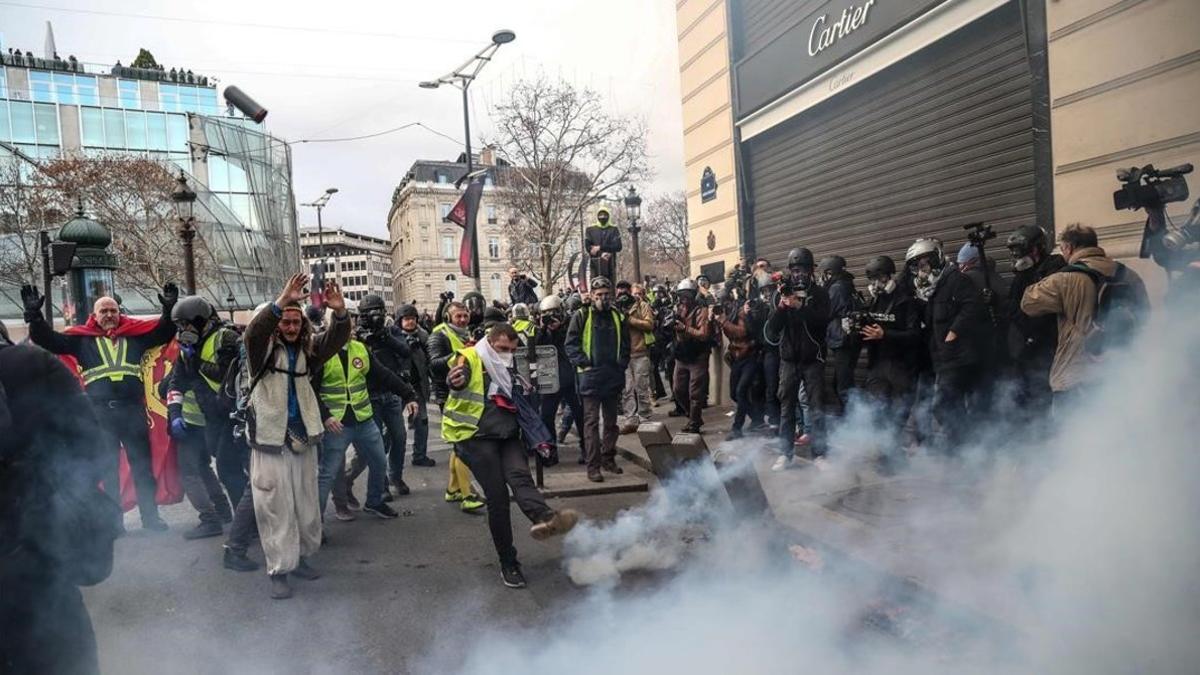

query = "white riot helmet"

[538,295,563,313]
[675,278,698,293]
[511,303,530,320]
[905,238,943,266]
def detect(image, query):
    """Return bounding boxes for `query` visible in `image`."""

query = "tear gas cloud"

[436,299,1200,675]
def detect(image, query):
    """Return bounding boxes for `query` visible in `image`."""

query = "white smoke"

[431,297,1200,675]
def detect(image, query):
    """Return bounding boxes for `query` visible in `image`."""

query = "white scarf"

[473,336,512,398]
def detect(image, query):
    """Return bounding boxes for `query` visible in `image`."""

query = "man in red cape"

[20,283,183,531]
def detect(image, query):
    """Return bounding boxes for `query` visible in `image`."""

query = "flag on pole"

[447,176,485,277]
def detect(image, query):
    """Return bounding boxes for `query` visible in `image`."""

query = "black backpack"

[1067,262,1146,355]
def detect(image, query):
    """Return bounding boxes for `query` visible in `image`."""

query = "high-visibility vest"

[512,318,535,341]
[319,340,373,423]
[179,329,229,427]
[441,346,485,443]
[579,307,622,372]
[432,322,465,353]
[80,337,143,385]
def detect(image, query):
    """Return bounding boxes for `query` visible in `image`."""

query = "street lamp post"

[624,186,643,284]
[420,29,516,292]
[226,291,236,322]
[171,171,198,294]
[301,187,339,275]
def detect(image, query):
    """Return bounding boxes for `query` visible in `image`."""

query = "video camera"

[1114,163,1191,212]
[964,221,996,247]
[614,292,636,313]
[778,271,810,301]
[844,310,896,334]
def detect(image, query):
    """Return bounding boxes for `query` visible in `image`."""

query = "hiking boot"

[142,516,169,532]
[530,509,580,541]
[460,495,486,513]
[270,573,292,600]
[587,468,604,483]
[334,505,356,522]
[412,457,437,468]
[291,557,320,581]
[223,548,259,572]
[501,564,527,589]
[182,521,223,540]
[391,479,411,496]
[363,502,400,519]
[345,492,361,511]
[601,460,623,475]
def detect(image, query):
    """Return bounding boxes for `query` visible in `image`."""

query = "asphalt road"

[85,440,647,675]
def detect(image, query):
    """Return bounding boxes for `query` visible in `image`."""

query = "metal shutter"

[744,2,1034,278]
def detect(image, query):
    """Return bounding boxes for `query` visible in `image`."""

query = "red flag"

[447,176,485,277]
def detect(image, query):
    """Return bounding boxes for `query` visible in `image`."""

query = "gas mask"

[361,310,385,331]
[175,320,203,346]
[594,295,612,312]
[1012,255,1034,272]
[868,278,896,298]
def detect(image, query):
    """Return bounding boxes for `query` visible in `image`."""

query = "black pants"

[589,254,616,284]
[865,361,916,453]
[455,436,553,567]
[208,419,248,506]
[581,395,619,469]
[95,398,159,522]
[649,350,668,399]
[224,480,258,556]
[932,366,979,452]
[830,344,861,416]
[672,359,709,427]
[176,430,228,524]
[542,380,583,448]
[730,356,760,432]
[0,572,98,675]
[761,350,781,426]
[779,359,825,456]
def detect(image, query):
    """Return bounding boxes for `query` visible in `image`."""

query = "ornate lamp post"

[171,170,198,294]
[56,201,116,326]
[226,291,237,322]
[624,186,643,283]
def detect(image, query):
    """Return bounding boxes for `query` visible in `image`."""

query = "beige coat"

[626,299,656,356]
[1020,246,1146,392]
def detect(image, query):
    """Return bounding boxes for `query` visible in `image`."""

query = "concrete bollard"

[711,446,772,519]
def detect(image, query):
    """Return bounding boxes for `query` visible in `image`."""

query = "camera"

[963,221,996,247]
[1114,163,1191,212]
[778,271,810,300]
[845,310,895,334]
[614,293,636,313]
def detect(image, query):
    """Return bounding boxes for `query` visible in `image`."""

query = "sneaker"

[363,502,400,519]
[223,548,259,572]
[270,573,292,600]
[530,509,580,541]
[345,492,361,510]
[391,479,411,496]
[460,495,486,513]
[334,505,356,522]
[587,468,604,483]
[501,564,527,589]
[381,492,395,503]
[771,455,795,472]
[619,422,639,435]
[142,516,169,532]
[291,557,321,581]
[444,490,465,503]
[601,460,623,475]
[182,521,223,540]
[412,457,437,468]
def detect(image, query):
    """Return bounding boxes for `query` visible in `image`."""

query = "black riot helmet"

[864,255,897,279]
[1006,225,1048,258]
[787,247,815,271]
[396,303,419,321]
[818,255,846,275]
[171,295,216,345]
[359,294,387,330]
[462,291,486,322]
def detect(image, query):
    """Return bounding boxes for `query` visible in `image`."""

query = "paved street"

[86,433,647,675]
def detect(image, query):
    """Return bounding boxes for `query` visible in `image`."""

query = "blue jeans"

[410,398,430,463]
[371,395,408,483]
[319,419,388,512]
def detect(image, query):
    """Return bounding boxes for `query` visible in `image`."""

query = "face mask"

[594,297,611,311]
[1013,256,1034,272]
[497,352,515,368]
[177,329,200,346]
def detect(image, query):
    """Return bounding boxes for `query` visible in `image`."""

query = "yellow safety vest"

[433,322,466,352]
[512,318,535,340]
[319,340,373,423]
[441,346,485,443]
[579,307,622,372]
[179,329,228,427]
[81,337,143,385]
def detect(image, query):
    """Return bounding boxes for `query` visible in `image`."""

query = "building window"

[440,203,452,221]
[441,234,455,259]
[445,274,458,295]
[119,80,140,108]
[490,273,503,302]
[436,172,450,184]
[488,236,500,259]
[0,68,7,98]
[486,205,497,224]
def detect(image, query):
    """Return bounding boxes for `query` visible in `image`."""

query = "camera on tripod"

[964,221,996,247]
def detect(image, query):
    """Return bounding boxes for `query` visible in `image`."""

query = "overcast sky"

[0,0,685,238]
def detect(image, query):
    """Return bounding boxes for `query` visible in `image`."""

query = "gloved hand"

[20,284,45,323]
[169,417,188,438]
[179,343,197,360]
[159,282,180,310]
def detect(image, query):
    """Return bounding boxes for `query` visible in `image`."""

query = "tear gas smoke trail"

[431,298,1200,675]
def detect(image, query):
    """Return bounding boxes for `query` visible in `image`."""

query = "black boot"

[270,573,292,599]
[223,547,259,572]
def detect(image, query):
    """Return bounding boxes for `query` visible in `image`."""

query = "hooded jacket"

[924,264,987,372]
[823,270,859,349]
[1020,246,1148,392]
[765,284,831,364]
[585,207,623,257]
[564,305,630,397]
[1007,253,1067,365]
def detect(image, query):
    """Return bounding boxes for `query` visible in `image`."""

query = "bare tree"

[488,76,651,290]
[641,191,690,279]
[0,156,64,288]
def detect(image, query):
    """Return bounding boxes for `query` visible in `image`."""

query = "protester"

[565,277,630,483]
[619,282,656,432]
[429,301,485,513]
[536,294,585,460]
[510,303,536,344]
[1006,225,1067,421]
[242,273,349,599]
[585,206,622,282]
[21,282,179,531]
[718,289,761,440]
[508,267,539,306]
[395,304,436,468]
[671,279,715,434]
[444,322,580,588]
[1021,224,1148,412]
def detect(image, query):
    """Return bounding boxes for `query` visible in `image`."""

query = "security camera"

[223,86,268,123]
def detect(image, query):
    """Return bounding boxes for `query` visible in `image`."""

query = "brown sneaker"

[530,509,580,541]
